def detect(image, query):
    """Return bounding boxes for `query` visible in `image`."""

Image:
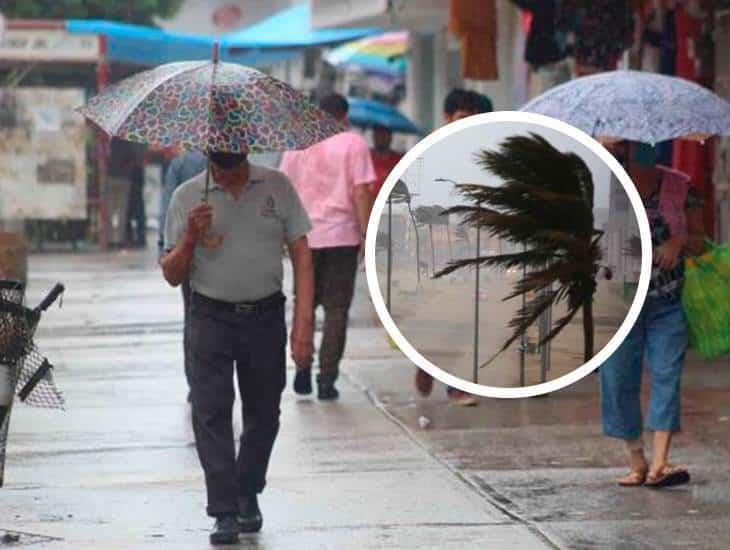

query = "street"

[375,233,632,387]
[1,246,728,549]
[1,247,553,549]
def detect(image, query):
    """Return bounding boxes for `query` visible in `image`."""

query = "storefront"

[0,20,100,249]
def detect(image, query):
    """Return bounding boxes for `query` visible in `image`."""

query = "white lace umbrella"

[522,70,730,144]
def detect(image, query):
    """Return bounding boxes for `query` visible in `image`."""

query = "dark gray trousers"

[181,279,191,390]
[188,292,286,518]
[312,246,359,384]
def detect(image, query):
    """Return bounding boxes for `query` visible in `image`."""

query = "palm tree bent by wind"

[434,133,603,366]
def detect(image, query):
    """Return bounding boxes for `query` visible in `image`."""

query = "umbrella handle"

[203,160,210,203]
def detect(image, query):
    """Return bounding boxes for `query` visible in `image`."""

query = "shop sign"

[0,28,98,63]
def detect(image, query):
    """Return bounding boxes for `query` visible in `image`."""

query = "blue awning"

[66,19,296,67]
[221,4,381,50]
[66,5,381,67]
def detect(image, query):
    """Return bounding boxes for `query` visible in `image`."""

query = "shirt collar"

[207,164,263,193]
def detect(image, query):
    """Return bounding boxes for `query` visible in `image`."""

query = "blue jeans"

[600,295,688,440]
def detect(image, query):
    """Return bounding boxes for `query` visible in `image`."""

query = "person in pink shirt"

[280,94,375,400]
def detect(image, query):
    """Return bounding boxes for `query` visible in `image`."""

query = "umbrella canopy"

[79,59,342,154]
[521,70,730,144]
[347,97,420,134]
[325,31,408,77]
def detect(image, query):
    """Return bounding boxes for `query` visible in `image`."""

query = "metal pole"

[539,276,552,384]
[387,195,392,312]
[545,298,552,376]
[539,303,548,383]
[95,35,110,249]
[429,224,435,276]
[446,221,453,262]
[473,226,481,384]
[407,202,421,285]
[519,244,526,386]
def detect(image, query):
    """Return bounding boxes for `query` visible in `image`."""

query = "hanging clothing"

[449,0,498,80]
[672,2,714,237]
[564,0,635,73]
[641,5,676,166]
[512,7,530,106]
[512,0,570,69]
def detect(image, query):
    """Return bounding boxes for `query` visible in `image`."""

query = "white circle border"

[364,111,652,399]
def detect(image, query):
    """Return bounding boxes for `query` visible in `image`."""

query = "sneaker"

[210,515,239,545]
[317,381,340,401]
[448,389,478,407]
[237,494,263,533]
[293,366,312,395]
[415,369,434,396]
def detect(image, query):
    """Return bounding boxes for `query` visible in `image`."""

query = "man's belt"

[191,291,285,315]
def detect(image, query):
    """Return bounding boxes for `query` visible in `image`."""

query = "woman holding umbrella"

[601,141,705,488]
[522,69,730,487]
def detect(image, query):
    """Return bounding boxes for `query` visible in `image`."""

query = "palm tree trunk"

[582,297,594,363]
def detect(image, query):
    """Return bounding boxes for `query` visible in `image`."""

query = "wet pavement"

[350,330,730,549]
[1,247,554,549]
[374,236,632,387]
[2,246,728,548]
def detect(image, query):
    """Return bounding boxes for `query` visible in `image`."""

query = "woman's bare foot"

[617,468,648,486]
[617,448,648,486]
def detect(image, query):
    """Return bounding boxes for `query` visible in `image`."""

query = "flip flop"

[617,469,647,487]
[645,466,690,488]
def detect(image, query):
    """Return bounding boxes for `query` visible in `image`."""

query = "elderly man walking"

[161,151,314,545]
[280,93,375,400]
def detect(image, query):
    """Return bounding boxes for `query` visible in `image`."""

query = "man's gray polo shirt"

[164,163,311,303]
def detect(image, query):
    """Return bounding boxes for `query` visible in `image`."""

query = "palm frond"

[442,133,602,366]
[434,249,561,278]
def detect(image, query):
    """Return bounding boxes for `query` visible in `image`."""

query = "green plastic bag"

[682,241,730,359]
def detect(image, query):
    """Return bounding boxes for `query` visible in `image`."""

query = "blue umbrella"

[521,70,730,144]
[347,97,420,135]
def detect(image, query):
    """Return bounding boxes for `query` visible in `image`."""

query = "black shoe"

[317,382,339,401]
[238,494,263,533]
[293,367,312,395]
[210,515,239,545]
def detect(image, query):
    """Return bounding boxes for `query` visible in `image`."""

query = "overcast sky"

[401,121,612,212]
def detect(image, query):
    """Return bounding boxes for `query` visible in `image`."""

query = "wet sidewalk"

[350,337,730,549]
[1,249,554,549]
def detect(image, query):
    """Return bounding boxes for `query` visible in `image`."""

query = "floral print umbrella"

[522,70,730,144]
[78,58,343,154]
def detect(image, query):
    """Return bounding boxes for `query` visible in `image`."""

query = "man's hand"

[654,235,684,271]
[185,203,213,245]
[287,236,315,370]
[290,321,314,370]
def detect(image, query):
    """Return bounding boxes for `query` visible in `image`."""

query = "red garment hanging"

[671,2,715,237]
[448,0,498,80]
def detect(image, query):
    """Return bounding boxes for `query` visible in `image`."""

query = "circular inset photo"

[365,112,652,398]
